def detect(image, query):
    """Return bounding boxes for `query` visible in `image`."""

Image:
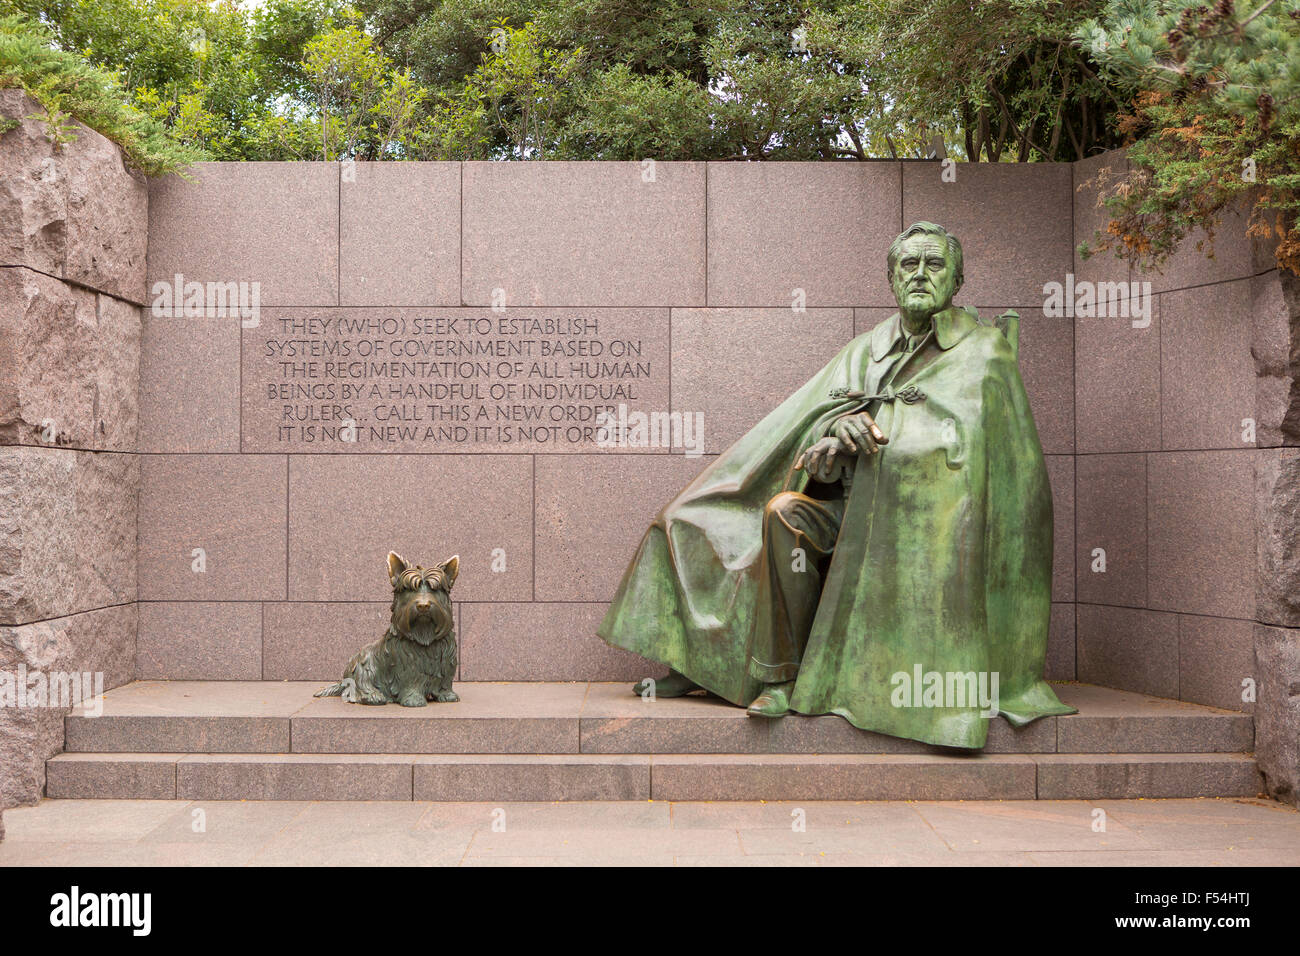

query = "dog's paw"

[433,690,460,703]
[398,693,428,707]
[360,693,388,705]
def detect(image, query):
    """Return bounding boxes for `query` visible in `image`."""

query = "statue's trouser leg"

[747,491,846,687]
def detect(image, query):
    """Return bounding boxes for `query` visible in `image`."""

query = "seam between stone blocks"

[0,263,146,308]
[285,455,291,604]
[1143,452,1151,620]
[465,158,470,304]
[336,163,341,307]
[530,454,536,602]
[5,599,137,630]
[703,162,709,306]
[1074,599,1255,625]
[1157,292,1164,451]
[1071,157,1079,689]
[200,273,1274,310]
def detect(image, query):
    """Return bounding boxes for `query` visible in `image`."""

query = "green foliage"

[1077,0,1300,273]
[8,0,338,159]
[303,14,430,158]
[457,20,583,158]
[559,64,720,160]
[804,0,1123,161]
[700,3,870,160]
[0,0,1133,165]
[6,0,1294,277]
[383,0,1120,162]
[357,0,538,90]
[0,11,202,172]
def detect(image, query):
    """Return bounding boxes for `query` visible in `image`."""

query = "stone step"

[62,680,1254,756]
[45,751,1263,802]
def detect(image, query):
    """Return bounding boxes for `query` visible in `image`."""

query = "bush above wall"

[0,13,202,174]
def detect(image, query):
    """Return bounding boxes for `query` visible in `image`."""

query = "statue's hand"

[833,411,888,456]
[795,437,850,483]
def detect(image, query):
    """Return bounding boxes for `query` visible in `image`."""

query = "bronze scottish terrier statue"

[316,552,460,706]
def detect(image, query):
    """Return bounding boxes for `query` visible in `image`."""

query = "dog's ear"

[437,555,459,590]
[387,551,409,588]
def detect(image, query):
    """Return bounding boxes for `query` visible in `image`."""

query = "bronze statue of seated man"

[604,222,1075,750]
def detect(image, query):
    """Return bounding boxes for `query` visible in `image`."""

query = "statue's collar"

[870,305,979,361]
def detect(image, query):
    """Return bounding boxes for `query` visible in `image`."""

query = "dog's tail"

[314,676,358,701]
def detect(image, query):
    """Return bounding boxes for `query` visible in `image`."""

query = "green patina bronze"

[598,222,1076,749]
[316,552,460,707]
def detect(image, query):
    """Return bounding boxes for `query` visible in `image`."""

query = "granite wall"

[1074,152,1300,803]
[137,159,1082,687]
[0,90,145,821]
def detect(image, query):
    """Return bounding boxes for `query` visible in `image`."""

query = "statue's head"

[887,221,963,318]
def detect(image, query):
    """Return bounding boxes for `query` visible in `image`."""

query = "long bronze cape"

[597,305,1076,749]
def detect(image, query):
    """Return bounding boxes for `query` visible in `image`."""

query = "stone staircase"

[45,681,1262,802]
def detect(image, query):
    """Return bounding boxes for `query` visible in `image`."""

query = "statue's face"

[890,234,958,316]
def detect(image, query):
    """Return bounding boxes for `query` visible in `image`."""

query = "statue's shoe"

[746,682,793,718]
[632,671,700,698]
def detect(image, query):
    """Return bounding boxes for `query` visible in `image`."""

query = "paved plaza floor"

[1,796,1297,866]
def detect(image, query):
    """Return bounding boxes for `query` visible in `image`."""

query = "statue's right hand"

[795,436,848,482]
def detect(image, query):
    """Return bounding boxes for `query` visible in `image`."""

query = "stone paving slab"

[62,680,1255,756]
[737,806,947,855]
[292,682,586,754]
[461,826,744,862]
[245,801,473,867]
[416,800,670,831]
[0,798,190,843]
[2,798,1295,866]
[65,680,315,753]
[648,753,1040,801]
[579,685,771,753]
[48,680,1263,804]
[176,754,415,802]
[413,755,650,801]
[48,750,1267,802]
[139,800,313,846]
[0,840,267,866]
[907,799,1148,852]
[46,752,179,799]
[1053,683,1254,752]
[1034,753,1262,799]
[1024,848,1299,866]
[459,855,680,867]
[768,708,1062,754]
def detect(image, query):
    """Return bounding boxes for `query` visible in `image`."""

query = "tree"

[0,10,201,172]
[805,0,1123,161]
[1076,0,1300,274]
[7,0,335,159]
[456,20,582,158]
[303,16,427,158]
